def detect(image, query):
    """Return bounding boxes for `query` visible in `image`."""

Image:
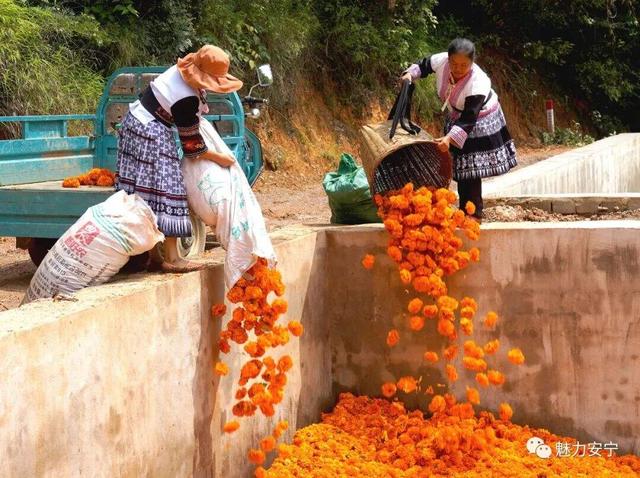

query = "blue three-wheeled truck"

[0,65,271,265]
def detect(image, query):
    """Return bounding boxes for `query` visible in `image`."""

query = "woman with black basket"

[401,38,517,220]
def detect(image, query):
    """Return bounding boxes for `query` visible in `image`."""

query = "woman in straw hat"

[116,45,243,272]
[401,38,517,220]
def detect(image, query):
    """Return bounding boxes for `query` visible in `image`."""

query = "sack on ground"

[182,118,276,287]
[22,191,164,304]
[323,153,381,225]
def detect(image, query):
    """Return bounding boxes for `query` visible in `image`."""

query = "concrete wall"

[2,222,640,477]
[484,133,640,196]
[0,228,333,478]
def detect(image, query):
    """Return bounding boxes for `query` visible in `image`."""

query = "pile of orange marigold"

[62,167,115,188]
[259,393,640,477]
[211,258,303,466]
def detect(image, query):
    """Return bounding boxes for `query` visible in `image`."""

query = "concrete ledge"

[2,222,640,476]
[486,193,640,215]
[485,133,640,197]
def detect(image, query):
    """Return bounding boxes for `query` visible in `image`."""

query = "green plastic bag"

[322,153,381,225]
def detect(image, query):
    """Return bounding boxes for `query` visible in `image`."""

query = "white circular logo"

[527,437,545,454]
[536,444,553,459]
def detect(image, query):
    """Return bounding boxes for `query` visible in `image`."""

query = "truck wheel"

[153,211,207,261]
[27,238,57,267]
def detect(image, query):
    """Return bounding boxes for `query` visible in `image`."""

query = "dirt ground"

[0,144,623,311]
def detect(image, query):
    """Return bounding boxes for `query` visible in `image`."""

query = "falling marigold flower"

[362,254,375,269]
[409,315,425,331]
[399,269,412,285]
[387,245,403,262]
[272,299,288,314]
[466,387,481,405]
[476,373,490,387]
[397,376,418,394]
[425,385,434,395]
[464,340,485,359]
[422,304,438,318]
[386,329,400,347]
[508,348,526,365]
[273,420,289,439]
[437,319,455,338]
[223,421,240,433]
[460,318,473,335]
[287,320,304,337]
[484,339,500,355]
[260,435,277,453]
[463,357,488,372]
[214,361,229,376]
[248,449,266,465]
[423,351,439,363]
[460,297,478,311]
[381,382,397,398]
[443,345,458,361]
[407,298,424,314]
[277,355,294,373]
[465,201,477,215]
[460,306,475,319]
[235,388,247,400]
[499,402,514,421]
[211,303,227,317]
[445,364,458,382]
[469,247,480,262]
[484,311,499,328]
[488,370,506,386]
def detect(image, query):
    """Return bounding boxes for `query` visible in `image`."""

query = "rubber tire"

[153,211,207,261]
[27,238,57,267]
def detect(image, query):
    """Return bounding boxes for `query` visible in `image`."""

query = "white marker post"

[546,99,555,133]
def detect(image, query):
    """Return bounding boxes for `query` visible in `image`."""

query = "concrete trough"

[2,222,640,477]
[484,133,640,214]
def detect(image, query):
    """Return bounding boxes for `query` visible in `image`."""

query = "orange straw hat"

[177,45,243,93]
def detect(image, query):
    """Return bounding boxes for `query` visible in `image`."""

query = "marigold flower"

[437,319,455,338]
[484,339,500,355]
[484,311,499,328]
[273,420,289,439]
[460,306,475,319]
[387,245,403,262]
[397,376,418,394]
[466,387,481,405]
[464,340,485,359]
[445,364,458,382]
[386,329,400,347]
[463,357,488,372]
[235,388,247,400]
[287,321,304,337]
[488,370,506,386]
[62,177,81,188]
[443,345,458,361]
[260,435,277,453]
[469,247,480,262]
[381,382,397,398]
[508,348,526,365]
[461,297,478,311]
[422,304,438,318]
[223,421,240,433]
[425,385,434,395]
[499,402,513,421]
[409,315,425,331]
[465,201,477,215]
[407,298,423,314]
[361,254,375,269]
[428,395,446,414]
[476,373,490,387]
[96,174,114,187]
[240,360,263,380]
[460,318,473,335]
[423,351,439,363]
[248,448,266,465]
[399,269,412,285]
[214,361,229,376]
[277,355,293,373]
[271,298,288,314]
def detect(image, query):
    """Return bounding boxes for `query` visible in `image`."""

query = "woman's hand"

[199,150,235,167]
[434,136,451,152]
[400,72,413,83]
